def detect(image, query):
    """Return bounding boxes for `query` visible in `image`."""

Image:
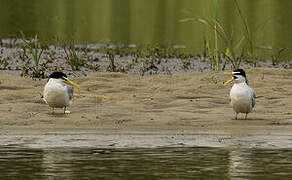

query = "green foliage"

[271,48,287,65]
[20,32,46,78]
[62,40,85,71]
[106,49,116,72]
[180,0,265,70]
[207,75,219,84]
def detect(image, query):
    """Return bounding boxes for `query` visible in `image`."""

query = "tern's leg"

[51,107,55,114]
[245,113,248,120]
[64,107,70,114]
[235,113,238,120]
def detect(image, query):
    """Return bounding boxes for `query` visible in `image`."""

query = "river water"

[1,0,292,57]
[1,146,292,179]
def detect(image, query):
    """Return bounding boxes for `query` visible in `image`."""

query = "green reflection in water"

[1,0,292,56]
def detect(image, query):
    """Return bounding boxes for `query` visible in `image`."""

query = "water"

[1,146,292,179]
[1,0,292,56]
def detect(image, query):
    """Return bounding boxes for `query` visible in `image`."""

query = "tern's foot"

[64,110,71,114]
[63,107,70,114]
[245,113,248,120]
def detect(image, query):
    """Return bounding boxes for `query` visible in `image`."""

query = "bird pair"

[43,69,255,120]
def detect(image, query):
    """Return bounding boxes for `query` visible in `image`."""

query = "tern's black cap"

[233,69,246,79]
[48,72,67,79]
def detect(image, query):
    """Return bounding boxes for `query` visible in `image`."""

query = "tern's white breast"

[230,83,254,114]
[43,79,71,108]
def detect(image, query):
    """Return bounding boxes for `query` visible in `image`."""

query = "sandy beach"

[0,68,292,148]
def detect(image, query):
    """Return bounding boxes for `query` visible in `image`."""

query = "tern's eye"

[234,76,238,79]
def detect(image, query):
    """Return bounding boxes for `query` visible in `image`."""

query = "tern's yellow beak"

[65,80,80,88]
[223,72,234,85]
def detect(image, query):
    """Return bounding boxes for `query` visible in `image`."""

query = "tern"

[43,72,80,114]
[224,69,256,120]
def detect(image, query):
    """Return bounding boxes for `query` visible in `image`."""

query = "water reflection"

[0,146,292,179]
[228,148,254,180]
[1,0,292,55]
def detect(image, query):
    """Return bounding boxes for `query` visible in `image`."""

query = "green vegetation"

[19,32,46,78]
[0,37,196,78]
[0,10,288,80]
[62,40,85,71]
[1,0,291,74]
[180,0,269,71]
[1,32,290,79]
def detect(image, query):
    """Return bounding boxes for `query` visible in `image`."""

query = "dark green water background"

[1,0,291,56]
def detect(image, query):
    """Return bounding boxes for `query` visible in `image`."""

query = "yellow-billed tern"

[224,69,256,120]
[43,72,79,114]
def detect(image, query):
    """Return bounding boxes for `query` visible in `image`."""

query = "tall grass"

[213,0,220,71]
[20,32,46,78]
[62,40,85,71]
[234,0,253,57]
[180,0,256,70]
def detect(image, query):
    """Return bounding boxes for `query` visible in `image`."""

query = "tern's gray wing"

[251,89,256,108]
[66,85,74,101]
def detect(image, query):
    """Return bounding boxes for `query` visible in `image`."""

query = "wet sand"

[1,68,292,148]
